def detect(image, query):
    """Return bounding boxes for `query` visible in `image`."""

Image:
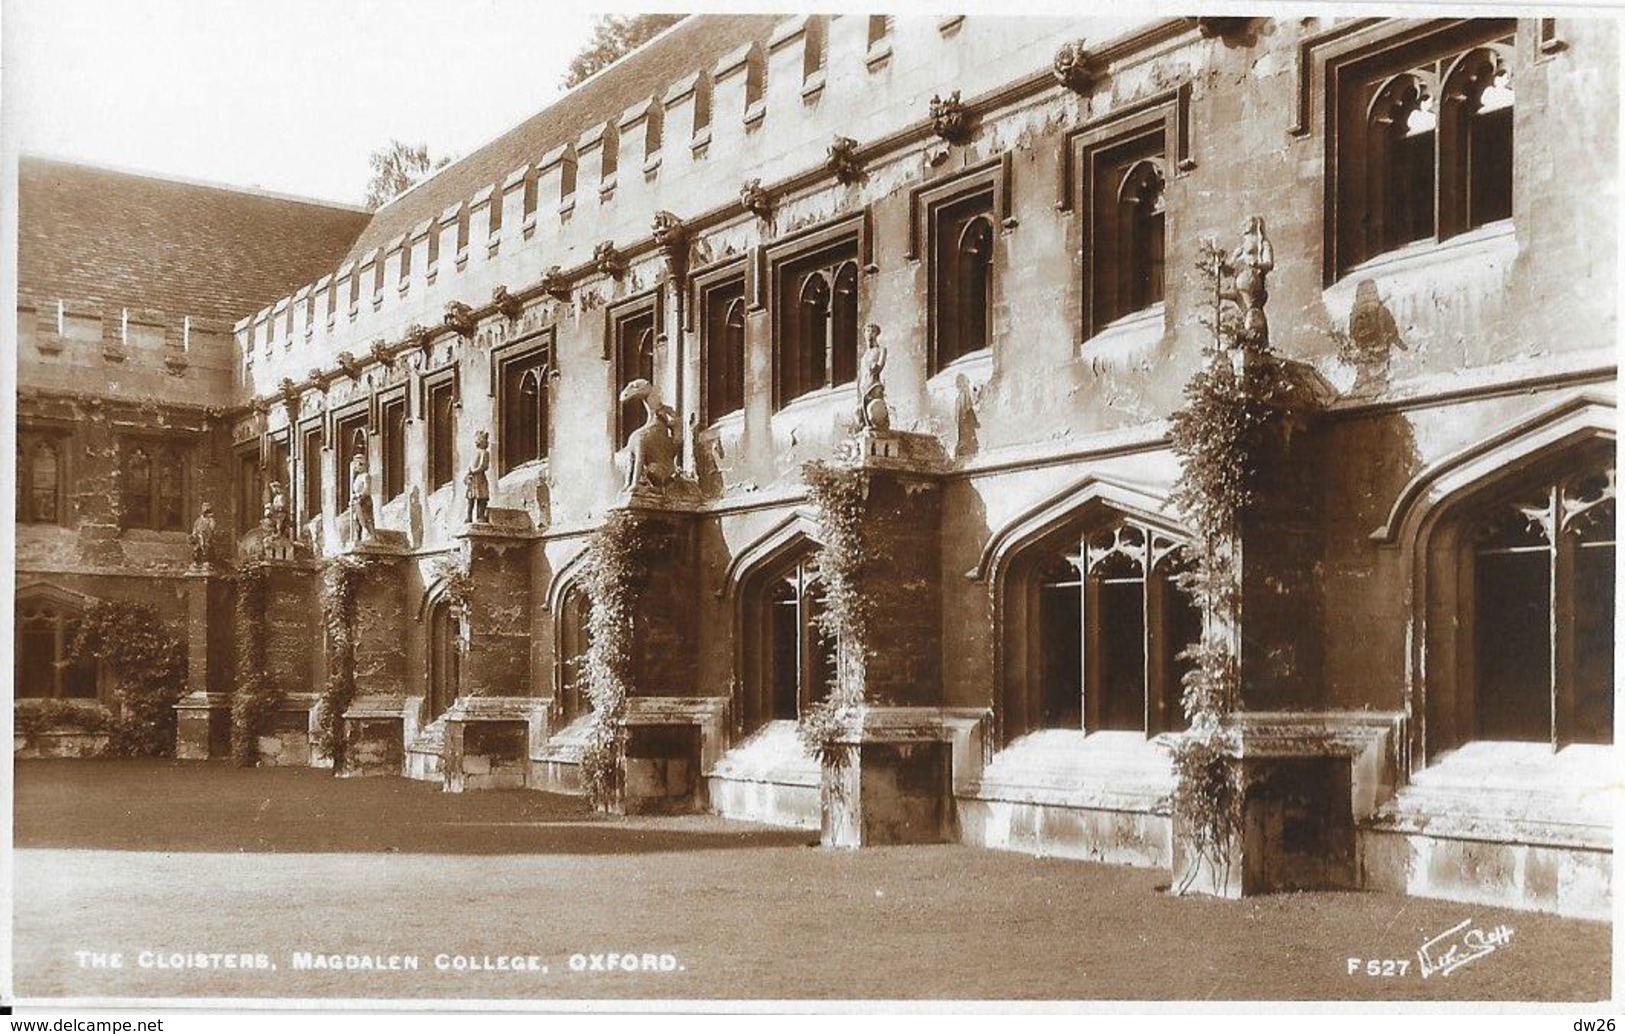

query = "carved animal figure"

[856,323,890,432]
[264,480,290,540]
[1224,215,1274,347]
[189,504,216,564]
[618,378,679,490]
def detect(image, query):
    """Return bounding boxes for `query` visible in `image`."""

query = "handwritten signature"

[1417,918,1515,978]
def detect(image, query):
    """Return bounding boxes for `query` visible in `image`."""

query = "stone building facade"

[14,14,1617,919]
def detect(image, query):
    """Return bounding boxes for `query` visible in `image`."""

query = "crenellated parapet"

[18,294,236,401]
[235,15,1198,405]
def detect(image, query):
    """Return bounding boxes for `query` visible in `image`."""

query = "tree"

[561,14,686,89]
[363,140,452,211]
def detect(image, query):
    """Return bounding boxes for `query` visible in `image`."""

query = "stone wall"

[856,472,943,707]
[625,510,700,699]
[351,557,408,698]
[262,563,321,696]
[459,534,534,698]
[16,15,1618,842]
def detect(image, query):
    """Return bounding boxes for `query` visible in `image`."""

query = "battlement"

[18,294,237,399]
[237,14,1176,401]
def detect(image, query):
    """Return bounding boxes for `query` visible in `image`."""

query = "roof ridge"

[20,151,372,213]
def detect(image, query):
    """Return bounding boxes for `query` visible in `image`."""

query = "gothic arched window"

[739,550,836,732]
[1467,463,1614,747]
[1333,25,1515,275]
[17,434,64,525]
[498,340,552,473]
[156,449,185,531]
[764,557,835,723]
[426,377,456,490]
[794,271,831,404]
[775,240,861,409]
[830,261,859,389]
[16,598,98,700]
[610,302,658,448]
[427,597,461,724]
[1085,130,1168,335]
[556,586,593,724]
[931,188,996,371]
[1368,71,1439,255]
[1121,159,1167,314]
[123,446,153,530]
[1017,519,1200,740]
[702,276,747,424]
[1442,46,1514,234]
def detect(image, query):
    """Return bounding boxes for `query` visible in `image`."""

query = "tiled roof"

[341,14,784,265]
[17,156,371,328]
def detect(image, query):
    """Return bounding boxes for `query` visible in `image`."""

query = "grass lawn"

[12,759,1612,1004]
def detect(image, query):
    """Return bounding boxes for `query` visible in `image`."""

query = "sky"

[1,0,626,207]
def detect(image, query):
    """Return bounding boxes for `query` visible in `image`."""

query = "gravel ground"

[12,759,1613,1004]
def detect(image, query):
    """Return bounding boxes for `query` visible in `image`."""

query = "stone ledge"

[1227,709,1407,822]
[455,506,540,539]
[16,730,110,759]
[1369,741,1615,851]
[961,782,1173,816]
[1228,709,1407,758]
[342,694,417,719]
[822,705,987,745]
[532,713,593,765]
[706,720,818,787]
[615,480,705,513]
[624,695,729,725]
[1365,809,1610,852]
[345,530,411,557]
[852,429,949,477]
[174,692,232,709]
[443,695,547,722]
[962,729,1175,816]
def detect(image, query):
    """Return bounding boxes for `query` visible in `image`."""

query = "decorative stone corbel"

[444,301,478,338]
[335,350,364,381]
[368,338,394,370]
[826,135,864,185]
[278,377,302,414]
[538,266,572,303]
[1053,40,1107,94]
[593,240,627,281]
[403,323,435,367]
[929,91,973,145]
[739,179,773,222]
[492,285,524,322]
[651,210,687,284]
[1192,17,1254,43]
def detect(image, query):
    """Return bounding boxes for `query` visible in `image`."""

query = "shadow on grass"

[16,758,815,856]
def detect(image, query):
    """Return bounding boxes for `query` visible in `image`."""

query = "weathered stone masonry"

[15,15,1617,919]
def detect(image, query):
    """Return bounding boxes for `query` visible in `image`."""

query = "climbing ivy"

[796,460,872,758]
[67,599,188,756]
[230,562,284,765]
[1165,237,1309,893]
[15,699,116,748]
[577,510,667,809]
[313,554,376,764]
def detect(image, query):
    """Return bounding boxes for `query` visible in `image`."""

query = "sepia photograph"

[2,1,1618,1022]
